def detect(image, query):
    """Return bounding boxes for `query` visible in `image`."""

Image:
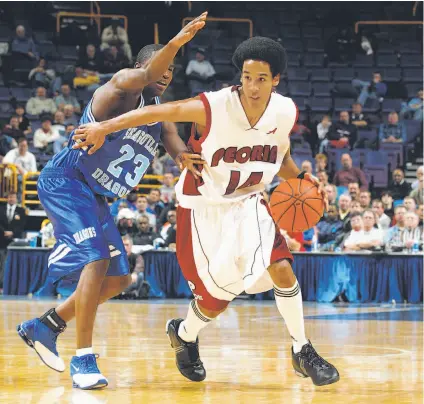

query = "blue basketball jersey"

[48,94,162,198]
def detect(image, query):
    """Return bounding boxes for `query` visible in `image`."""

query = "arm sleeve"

[185,61,194,75]
[26,99,36,115]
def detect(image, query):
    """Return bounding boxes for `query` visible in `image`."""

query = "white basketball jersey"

[175,86,298,209]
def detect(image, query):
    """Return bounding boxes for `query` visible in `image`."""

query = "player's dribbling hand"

[72,122,107,155]
[170,12,208,48]
[176,151,206,180]
[303,172,329,211]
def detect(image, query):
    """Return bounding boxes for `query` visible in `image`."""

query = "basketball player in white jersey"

[74,37,340,386]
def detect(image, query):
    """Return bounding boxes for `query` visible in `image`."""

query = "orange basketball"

[270,178,324,232]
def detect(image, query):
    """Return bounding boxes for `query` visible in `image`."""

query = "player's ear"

[272,74,280,87]
[134,62,141,69]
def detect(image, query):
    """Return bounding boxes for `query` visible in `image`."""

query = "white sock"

[273,280,308,353]
[178,300,212,342]
[76,347,93,357]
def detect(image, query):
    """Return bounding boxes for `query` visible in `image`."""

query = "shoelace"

[304,345,329,369]
[80,354,101,374]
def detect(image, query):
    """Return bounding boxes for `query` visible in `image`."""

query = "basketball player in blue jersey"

[16,12,207,390]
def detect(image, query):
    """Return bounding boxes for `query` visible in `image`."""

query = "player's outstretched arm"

[112,12,207,92]
[73,97,207,154]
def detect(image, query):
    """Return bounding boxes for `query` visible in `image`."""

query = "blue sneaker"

[70,354,108,390]
[17,318,65,372]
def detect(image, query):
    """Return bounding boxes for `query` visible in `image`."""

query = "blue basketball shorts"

[37,167,129,283]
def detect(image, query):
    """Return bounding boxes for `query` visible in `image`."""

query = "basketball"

[270,178,325,232]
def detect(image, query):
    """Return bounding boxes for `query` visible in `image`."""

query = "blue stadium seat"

[287,52,301,67]
[312,82,332,97]
[303,53,325,67]
[286,67,308,81]
[284,39,303,52]
[405,84,422,98]
[275,81,289,96]
[58,45,78,61]
[382,68,402,81]
[380,143,403,168]
[212,49,232,64]
[37,43,57,59]
[75,89,92,103]
[0,87,10,102]
[350,149,368,166]
[362,97,380,113]
[309,97,332,112]
[354,54,374,67]
[310,68,331,82]
[357,130,378,146]
[333,67,355,82]
[404,120,423,143]
[397,41,422,55]
[291,96,308,111]
[376,54,399,68]
[382,99,402,112]
[10,87,32,103]
[400,55,423,68]
[365,151,389,166]
[304,39,324,53]
[354,67,375,81]
[402,68,423,83]
[281,26,301,39]
[363,165,388,188]
[334,98,356,112]
[377,42,396,54]
[289,81,311,97]
[302,26,322,39]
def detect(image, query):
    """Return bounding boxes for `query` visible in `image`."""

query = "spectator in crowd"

[301,160,313,174]
[412,166,423,190]
[157,192,178,228]
[100,18,132,63]
[73,66,101,92]
[160,209,177,240]
[3,116,25,142]
[116,208,137,237]
[54,123,74,155]
[417,204,423,226]
[0,132,15,158]
[379,112,406,143]
[133,214,164,246]
[350,200,363,214]
[120,235,145,296]
[102,46,129,74]
[63,104,79,126]
[185,48,215,92]
[334,154,368,190]
[350,103,369,129]
[388,169,412,200]
[328,111,358,150]
[348,182,360,201]
[338,211,363,249]
[359,191,371,209]
[404,196,417,213]
[401,212,422,251]
[410,170,423,205]
[34,116,60,154]
[77,44,103,73]
[352,71,387,106]
[385,205,407,251]
[317,115,332,153]
[160,173,176,204]
[26,86,57,116]
[316,205,344,250]
[344,209,383,251]
[338,193,352,231]
[110,192,137,217]
[3,138,37,176]
[15,105,31,136]
[315,153,328,174]
[399,89,423,121]
[372,199,391,231]
[54,84,81,113]
[147,189,165,217]
[134,196,156,229]
[28,58,55,88]
[10,25,38,61]
[381,190,394,218]
[326,27,356,63]
[52,110,66,134]
[325,184,337,206]
[316,171,329,187]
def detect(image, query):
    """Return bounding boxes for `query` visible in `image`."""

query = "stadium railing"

[0,164,18,202]
[355,20,423,34]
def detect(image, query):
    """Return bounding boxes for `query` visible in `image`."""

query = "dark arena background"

[0,1,422,402]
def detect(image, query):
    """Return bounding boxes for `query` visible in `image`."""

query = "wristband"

[297,171,307,179]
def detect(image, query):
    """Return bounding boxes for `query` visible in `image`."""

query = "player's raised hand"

[72,123,108,155]
[176,151,206,180]
[170,12,207,48]
[304,172,329,211]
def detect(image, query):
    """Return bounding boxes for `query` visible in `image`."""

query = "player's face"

[241,60,279,106]
[141,53,175,97]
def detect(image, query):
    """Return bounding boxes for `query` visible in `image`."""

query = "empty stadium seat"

[284,39,303,52]
[400,55,423,68]
[357,130,378,147]
[404,120,423,143]
[309,97,332,112]
[382,68,402,81]
[286,52,301,67]
[402,68,423,83]
[304,39,324,53]
[303,53,325,67]
[334,98,356,111]
[333,67,355,82]
[354,67,375,81]
[377,54,399,68]
[310,68,331,82]
[289,81,311,97]
[312,82,332,97]
[380,143,404,168]
[10,87,32,102]
[382,99,402,112]
[405,83,422,98]
[302,26,322,39]
[363,165,389,187]
[354,54,374,67]
[0,87,10,102]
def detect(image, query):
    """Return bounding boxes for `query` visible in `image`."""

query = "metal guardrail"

[0,164,18,202]
[354,20,424,34]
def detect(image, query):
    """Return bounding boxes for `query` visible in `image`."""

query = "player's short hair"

[232,36,287,77]
[136,44,164,65]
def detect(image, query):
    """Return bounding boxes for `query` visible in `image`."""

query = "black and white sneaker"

[166,318,206,382]
[292,341,340,386]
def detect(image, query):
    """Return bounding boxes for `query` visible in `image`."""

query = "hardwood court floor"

[0,299,422,404]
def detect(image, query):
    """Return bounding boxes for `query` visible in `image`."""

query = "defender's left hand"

[73,122,108,155]
[176,152,206,180]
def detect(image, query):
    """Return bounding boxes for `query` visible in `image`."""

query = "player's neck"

[238,88,270,127]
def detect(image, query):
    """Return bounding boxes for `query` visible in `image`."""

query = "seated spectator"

[54,84,81,113]
[372,199,391,231]
[348,182,360,201]
[26,87,57,116]
[33,116,60,154]
[0,132,15,158]
[316,205,344,250]
[410,171,423,205]
[352,71,387,106]
[315,153,328,174]
[381,190,394,219]
[385,205,407,251]
[379,112,406,143]
[100,18,132,63]
[399,89,423,121]
[134,196,157,229]
[133,214,164,246]
[121,235,146,297]
[10,25,38,61]
[102,46,129,74]
[401,212,422,251]
[160,209,177,240]
[412,166,423,190]
[359,191,371,209]
[160,172,175,204]
[15,105,31,136]
[350,103,370,129]
[404,196,417,213]
[301,160,313,174]
[54,123,74,155]
[317,115,332,153]
[328,111,358,150]
[110,193,137,217]
[185,48,215,93]
[338,211,363,248]
[388,169,412,200]
[338,194,352,231]
[28,58,55,88]
[116,208,137,237]
[147,189,165,217]
[73,66,100,92]
[325,184,337,206]
[77,44,103,74]
[316,171,329,187]
[350,200,363,214]
[63,104,79,126]
[158,152,180,177]
[333,154,368,190]
[157,192,178,229]
[3,116,25,142]
[417,204,423,226]
[3,137,37,176]
[344,209,383,251]
[52,110,66,134]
